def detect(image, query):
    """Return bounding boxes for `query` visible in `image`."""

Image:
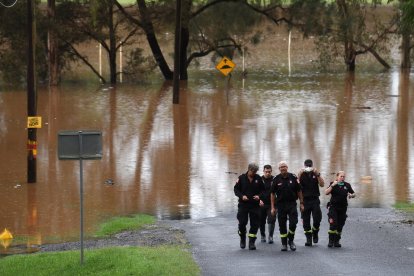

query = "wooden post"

[173,0,182,104]
[27,0,37,183]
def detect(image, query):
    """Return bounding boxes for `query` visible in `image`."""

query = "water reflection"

[0,71,413,245]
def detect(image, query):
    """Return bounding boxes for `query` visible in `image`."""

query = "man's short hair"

[304,159,313,167]
[278,161,288,168]
[263,164,272,170]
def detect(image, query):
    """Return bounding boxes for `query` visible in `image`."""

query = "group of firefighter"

[234,160,356,251]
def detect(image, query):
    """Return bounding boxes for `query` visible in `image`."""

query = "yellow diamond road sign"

[216,56,236,76]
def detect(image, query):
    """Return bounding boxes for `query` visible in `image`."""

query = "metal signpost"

[58,130,102,265]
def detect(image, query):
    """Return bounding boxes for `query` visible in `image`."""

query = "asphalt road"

[170,208,414,276]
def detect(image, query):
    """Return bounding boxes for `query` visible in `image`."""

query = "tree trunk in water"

[344,41,356,72]
[178,0,192,80]
[400,32,411,70]
[108,4,117,85]
[47,0,59,86]
[179,27,189,80]
[138,0,173,80]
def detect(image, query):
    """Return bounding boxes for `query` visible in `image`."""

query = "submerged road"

[170,208,414,276]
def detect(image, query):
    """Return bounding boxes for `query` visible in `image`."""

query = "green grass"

[94,214,155,238]
[393,202,414,212]
[1,214,199,275]
[0,246,200,276]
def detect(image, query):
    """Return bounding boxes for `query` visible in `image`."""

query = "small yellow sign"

[216,56,236,76]
[27,116,42,128]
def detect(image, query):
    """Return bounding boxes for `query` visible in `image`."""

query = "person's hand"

[313,168,319,175]
[348,193,355,199]
[300,202,304,213]
[242,195,248,201]
[253,195,260,201]
[259,200,264,207]
[271,208,277,216]
[332,181,338,186]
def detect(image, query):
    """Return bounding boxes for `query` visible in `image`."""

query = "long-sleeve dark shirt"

[234,172,265,208]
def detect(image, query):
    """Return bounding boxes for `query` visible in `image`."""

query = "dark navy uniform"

[259,175,276,242]
[327,181,355,246]
[299,170,322,243]
[234,172,265,245]
[271,173,301,246]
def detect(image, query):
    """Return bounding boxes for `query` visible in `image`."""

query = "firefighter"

[259,164,276,244]
[234,162,265,250]
[271,161,304,251]
[297,159,325,246]
[325,171,356,248]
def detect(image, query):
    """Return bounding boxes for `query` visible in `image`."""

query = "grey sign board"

[58,130,102,160]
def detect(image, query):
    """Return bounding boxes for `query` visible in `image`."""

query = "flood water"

[0,69,413,247]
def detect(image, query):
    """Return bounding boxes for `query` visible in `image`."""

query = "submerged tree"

[115,0,295,80]
[398,0,414,69]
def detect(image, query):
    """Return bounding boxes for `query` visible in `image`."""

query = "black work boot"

[281,237,288,251]
[305,232,313,246]
[312,229,319,244]
[334,234,342,248]
[288,233,296,251]
[248,237,257,250]
[328,233,334,248]
[268,224,275,244]
[239,233,246,249]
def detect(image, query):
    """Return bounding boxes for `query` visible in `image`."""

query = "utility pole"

[173,0,182,104]
[27,0,37,183]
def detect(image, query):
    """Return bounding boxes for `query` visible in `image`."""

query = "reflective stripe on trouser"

[237,205,261,237]
[328,205,347,233]
[277,202,298,237]
[248,233,257,238]
[302,199,322,231]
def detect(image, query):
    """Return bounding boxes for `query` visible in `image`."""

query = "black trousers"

[259,205,276,235]
[237,204,261,236]
[302,198,322,232]
[328,205,347,234]
[277,202,298,236]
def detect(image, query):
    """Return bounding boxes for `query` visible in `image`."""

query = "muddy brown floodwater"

[0,69,413,251]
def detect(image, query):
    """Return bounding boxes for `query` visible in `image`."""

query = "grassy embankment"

[0,214,200,276]
[393,202,414,212]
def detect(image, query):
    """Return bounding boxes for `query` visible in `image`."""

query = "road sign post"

[57,130,102,265]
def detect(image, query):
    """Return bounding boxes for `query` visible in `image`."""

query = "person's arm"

[271,192,277,215]
[234,177,246,200]
[325,181,336,195]
[297,169,303,182]
[313,169,325,187]
[347,183,356,198]
[298,190,304,212]
[270,180,277,215]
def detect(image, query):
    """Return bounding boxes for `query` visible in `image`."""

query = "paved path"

[170,208,414,276]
